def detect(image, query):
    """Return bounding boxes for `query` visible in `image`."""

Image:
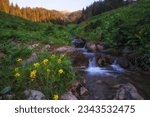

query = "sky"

[9,0,100,12]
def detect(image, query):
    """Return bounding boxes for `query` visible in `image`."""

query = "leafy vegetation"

[13,52,77,99]
[73,0,150,55]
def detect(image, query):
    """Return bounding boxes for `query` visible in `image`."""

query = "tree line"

[0,0,67,23]
[78,0,137,22]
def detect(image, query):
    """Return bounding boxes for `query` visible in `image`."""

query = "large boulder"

[72,37,86,48]
[114,83,144,100]
[24,89,45,100]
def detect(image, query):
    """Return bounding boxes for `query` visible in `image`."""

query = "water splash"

[85,56,111,76]
[111,60,124,72]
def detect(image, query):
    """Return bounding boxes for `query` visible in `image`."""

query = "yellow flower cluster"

[60,54,65,58]
[47,69,51,73]
[15,73,20,78]
[16,58,22,62]
[30,70,37,80]
[51,54,56,58]
[43,59,49,65]
[34,62,40,68]
[15,68,20,78]
[53,95,59,100]
[57,59,62,64]
[58,69,64,74]
[15,68,19,72]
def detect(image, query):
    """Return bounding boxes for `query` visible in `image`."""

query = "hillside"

[73,0,150,55]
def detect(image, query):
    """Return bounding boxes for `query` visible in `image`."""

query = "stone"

[55,46,76,54]
[85,42,96,52]
[96,44,104,52]
[80,87,88,96]
[5,94,15,100]
[60,91,77,100]
[117,57,129,69]
[101,48,120,56]
[71,51,89,67]
[24,89,45,100]
[41,44,51,52]
[96,80,102,84]
[72,37,86,48]
[114,83,144,100]
[97,55,113,67]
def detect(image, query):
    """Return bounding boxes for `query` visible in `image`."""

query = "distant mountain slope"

[0,0,81,23]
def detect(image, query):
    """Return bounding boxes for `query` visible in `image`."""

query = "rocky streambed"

[56,37,150,100]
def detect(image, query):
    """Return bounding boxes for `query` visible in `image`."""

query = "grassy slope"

[0,12,76,96]
[73,0,150,54]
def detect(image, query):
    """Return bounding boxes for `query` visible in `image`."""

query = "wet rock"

[60,91,77,100]
[80,87,88,96]
[102,48,120,56]
[24,89,45,100]
[55,46,76,54]
[97,55,113,67]
[72,37,86,48]
[96,80,102,84]
[117,57,129,69]
[71,51,89,67]
[114,83,144,100]
[86,42,96,52]
[122,47,132,55]
[96,44,104,52]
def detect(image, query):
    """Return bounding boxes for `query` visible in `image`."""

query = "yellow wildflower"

[15,73,20,78]
[60,54,65,58]
[58,69,64,74]
[43,59,49,65]
[30,70,37,79]
[34,62,40,68]
[16,58,22,62]
[15,68,19,72]
[57,59,61,64]
[47,69,51,73]
[51,54,56,58]
[53,95,59,100]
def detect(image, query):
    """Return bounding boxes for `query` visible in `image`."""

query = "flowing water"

[75,48,150,100]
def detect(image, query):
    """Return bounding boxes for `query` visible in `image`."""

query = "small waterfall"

[111,60,124,72]
[85,53,110,76]
[89,57,96,67]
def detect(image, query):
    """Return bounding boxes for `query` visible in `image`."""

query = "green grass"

[0,12,77,99]
[72,0,150,55]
